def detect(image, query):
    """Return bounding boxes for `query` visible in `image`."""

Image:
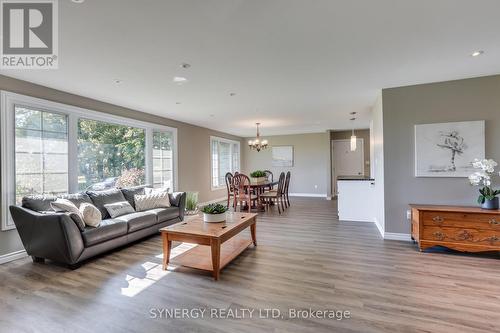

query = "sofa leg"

[67,262,82,270]
[31,256,45,263]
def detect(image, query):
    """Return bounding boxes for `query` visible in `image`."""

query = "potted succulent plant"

[469,159,500,210]
[201,203,228,223]
[250,170,267,184]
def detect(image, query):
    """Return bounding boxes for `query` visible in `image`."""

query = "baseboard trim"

[198,197,227,206]
[374,220,384,238]
[384,232,412,241]
[0,250,27,265]
[289,193,327,198]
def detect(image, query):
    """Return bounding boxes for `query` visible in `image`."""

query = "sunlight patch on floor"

[121,243,198,297]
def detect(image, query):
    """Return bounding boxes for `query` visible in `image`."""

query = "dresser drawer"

[422,211,500,229]
[422,226,500,246]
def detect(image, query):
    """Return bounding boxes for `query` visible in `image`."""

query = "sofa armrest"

[168,192,186,220]
[9,206,85,265]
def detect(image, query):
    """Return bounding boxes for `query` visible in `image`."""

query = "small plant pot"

[251,177,267,184]
[203,212,226,223]
[481,197,499,210]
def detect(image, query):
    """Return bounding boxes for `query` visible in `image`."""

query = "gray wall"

[0,75,243,257]
[383,74,500,234]
[242,133,329,196]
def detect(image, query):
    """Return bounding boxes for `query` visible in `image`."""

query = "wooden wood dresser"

[410,205,500,252]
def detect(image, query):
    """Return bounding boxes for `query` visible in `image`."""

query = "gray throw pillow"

[104,201,135,218]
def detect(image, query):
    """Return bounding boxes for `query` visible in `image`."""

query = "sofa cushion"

[148,207,180,223]
[87,189,127,219]
[114,211,157,232]
[121,185,147,209]
[22,195,57,212]
[81,219,128,247]
[60,192,92,208]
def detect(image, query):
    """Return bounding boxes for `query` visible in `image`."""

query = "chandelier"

[248,123,268,152]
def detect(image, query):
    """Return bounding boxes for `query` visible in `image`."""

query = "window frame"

[210,136,241,191]
[1,91,178,230]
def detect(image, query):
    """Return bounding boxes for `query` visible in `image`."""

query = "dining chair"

[263,170,274,192]
[261,172,286,214]
[233,173,259,212]
[225,172,235,208]
[284,171,291,208]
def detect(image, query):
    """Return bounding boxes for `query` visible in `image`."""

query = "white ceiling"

[2,0,500,137]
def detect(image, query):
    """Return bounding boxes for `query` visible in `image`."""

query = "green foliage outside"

[78,119,146,190]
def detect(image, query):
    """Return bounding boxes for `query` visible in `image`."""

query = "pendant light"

[350,113,357,151]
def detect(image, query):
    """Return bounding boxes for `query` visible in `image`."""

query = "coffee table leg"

[211,238,221,280]
[251,222,257,246]
[162,233,171,270]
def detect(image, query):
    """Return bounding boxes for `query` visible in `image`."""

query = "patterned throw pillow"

[104,201,135,219]
[134,192,171,212]
[80,203,102,227]
[144,187,170,195]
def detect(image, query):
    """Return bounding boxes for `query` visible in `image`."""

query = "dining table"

[245,180,279,211]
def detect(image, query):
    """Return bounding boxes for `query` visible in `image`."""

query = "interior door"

[332,139,364,194]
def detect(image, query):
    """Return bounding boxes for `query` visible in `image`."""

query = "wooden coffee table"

[160,212,257,280]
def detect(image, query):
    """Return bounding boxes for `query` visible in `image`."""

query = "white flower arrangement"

[469,158,500,205]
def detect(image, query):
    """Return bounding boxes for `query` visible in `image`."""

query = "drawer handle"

[432,231,445,241]
[432,216,444,223]
[489,219,500,225]
[486,236,499,243]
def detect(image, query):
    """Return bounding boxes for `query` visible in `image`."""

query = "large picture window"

[1,91,177,230]
[210,136,240,189]
[15,106,68,203]
[78,119,146,191]
[153,131,173,189]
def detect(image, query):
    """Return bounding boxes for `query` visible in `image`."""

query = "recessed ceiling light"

[175,102,181,105]
[229,92,236,96]
[113,79,122,84]
[71,0,85,3]
[209,114,215,117]
[350,112,357,115]
[173,76,188,84]
[180,63,191,69]
[471,50,484,57]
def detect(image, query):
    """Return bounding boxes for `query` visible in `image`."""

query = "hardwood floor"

[1,197,499,333]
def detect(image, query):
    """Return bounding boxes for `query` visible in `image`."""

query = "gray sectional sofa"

[9,186,186,268]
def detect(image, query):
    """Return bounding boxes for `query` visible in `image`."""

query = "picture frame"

[272,146,294,167]
[414,120,485,177]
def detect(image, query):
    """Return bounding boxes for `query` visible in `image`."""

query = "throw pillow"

[145,187,170,195]
[134,192,171,212]
[104,201,135,218]
[80,203,102,227]
[51,199,82,216]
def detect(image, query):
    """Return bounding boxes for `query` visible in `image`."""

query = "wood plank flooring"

[1,197,500,333]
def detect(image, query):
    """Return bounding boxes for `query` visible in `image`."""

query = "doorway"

[331,138,364,196]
